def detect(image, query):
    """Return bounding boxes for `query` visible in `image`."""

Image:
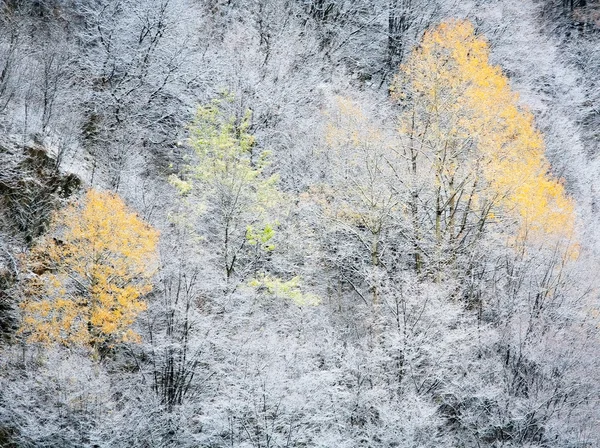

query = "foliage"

[248,274,320,306]
[392,20,575,245]
[171,92,282,280]
[18,189,159,349]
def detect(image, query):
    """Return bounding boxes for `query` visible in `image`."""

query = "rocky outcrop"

[0,135,81,341]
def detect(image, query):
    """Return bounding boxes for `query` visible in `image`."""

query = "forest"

[1,0,600,446]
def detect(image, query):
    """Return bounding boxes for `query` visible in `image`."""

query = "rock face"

[0,137,80,242]
[0,135,80,342]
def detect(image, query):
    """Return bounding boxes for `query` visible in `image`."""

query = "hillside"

[1,1,600,447]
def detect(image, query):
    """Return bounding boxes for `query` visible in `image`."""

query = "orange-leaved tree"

[18,189,159,350]
[391,19,575,272]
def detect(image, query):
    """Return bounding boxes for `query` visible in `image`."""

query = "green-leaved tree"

[171,93,281,282]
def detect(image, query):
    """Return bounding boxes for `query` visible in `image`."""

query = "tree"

[171,93,281,283]
[390,20,575,276]
[18,189,159,350]
[74,0,194,190]
[148,260,203,412]
[311,95,402,306]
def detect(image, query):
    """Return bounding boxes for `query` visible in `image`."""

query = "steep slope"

[0,1,599,447]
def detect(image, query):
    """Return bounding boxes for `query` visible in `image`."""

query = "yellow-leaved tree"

[391,20,575,272]
[18,189,159,350]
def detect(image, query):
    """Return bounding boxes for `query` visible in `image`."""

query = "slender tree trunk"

[408,119,422,274]
[371,231,380,305]
[388,0,411,68]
